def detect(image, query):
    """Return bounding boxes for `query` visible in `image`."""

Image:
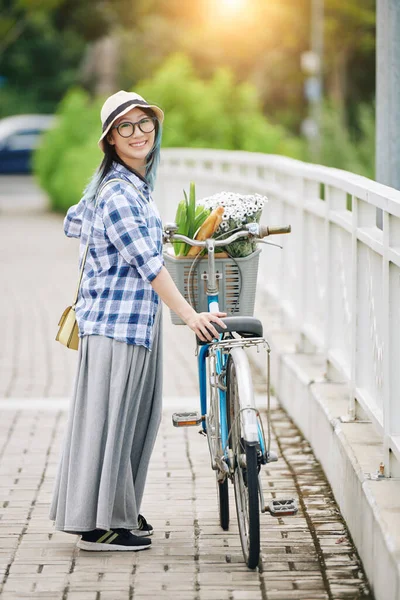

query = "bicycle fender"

[229,347,259,444]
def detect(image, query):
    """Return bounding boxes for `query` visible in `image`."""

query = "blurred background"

[0,0,376,212]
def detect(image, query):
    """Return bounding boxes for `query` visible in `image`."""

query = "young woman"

[49,90,226,552]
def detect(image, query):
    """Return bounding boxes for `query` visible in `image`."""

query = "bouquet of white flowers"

[197,191,267,257]
[172,184,267,258]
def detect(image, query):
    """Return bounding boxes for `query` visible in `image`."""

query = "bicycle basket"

[163,248,261,325]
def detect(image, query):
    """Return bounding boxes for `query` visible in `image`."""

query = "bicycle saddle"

[197,316,263,345]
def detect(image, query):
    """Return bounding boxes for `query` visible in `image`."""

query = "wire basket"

[163,248,261,325]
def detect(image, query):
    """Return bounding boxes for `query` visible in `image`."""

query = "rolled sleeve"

[102,194,164,282]
[64,199,86,238]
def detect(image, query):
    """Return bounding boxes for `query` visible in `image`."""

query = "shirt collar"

[112,161,149,191]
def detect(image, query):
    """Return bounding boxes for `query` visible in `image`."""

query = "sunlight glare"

[219,0,247,15]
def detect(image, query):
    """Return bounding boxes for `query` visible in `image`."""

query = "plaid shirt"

[63,162,164,350]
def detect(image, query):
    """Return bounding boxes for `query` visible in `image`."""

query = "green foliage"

[323,0,375,126]
[33,88,102,211]
[1,0,376,150]
[35,54,306,212]
[0,8,86,118]
[315,101,375,179]
[136,53,305,158]
[0,0,126,118]
[34,55,375,214]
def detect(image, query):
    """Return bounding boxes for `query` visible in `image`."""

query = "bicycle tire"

[217,477,229,530]
[226,353,260,569]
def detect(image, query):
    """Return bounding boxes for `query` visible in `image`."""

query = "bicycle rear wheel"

[226,353,260,569]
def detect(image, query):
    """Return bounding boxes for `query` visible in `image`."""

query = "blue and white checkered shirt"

[63,162,164,350]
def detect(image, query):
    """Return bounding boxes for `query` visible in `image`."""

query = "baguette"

[187,206,224,257]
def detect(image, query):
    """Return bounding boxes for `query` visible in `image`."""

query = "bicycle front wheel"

[217,477,229,530]
[226,353,260,569]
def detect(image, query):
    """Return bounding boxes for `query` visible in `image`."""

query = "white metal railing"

[155,148,400,477]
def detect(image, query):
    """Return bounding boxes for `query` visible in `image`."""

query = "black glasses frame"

[111,117,157,138]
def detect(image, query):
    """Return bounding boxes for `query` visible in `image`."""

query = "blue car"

[0,114,56,174]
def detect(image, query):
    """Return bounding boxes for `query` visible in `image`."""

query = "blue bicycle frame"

[198,293,266,459]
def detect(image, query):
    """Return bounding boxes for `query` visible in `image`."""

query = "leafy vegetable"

[173,199,188,256]
[173,182,210,256]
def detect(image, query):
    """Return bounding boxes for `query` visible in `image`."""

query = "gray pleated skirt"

[49,307,163,533]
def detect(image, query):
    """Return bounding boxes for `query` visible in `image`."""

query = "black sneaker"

[77,528,151,552]
[132,514,153,537]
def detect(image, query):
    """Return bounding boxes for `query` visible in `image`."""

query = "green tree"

[34,88,102,210]
[318,100,375,179]
[136,53,305,156]
[117,0,375,138]
[1,0,376,145]
[34,53,305,212]
[0,0,149,117]
[324,0,376,121]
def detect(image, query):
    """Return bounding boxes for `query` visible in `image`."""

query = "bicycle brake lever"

[163,222,179,243]
[246,222,260,236]
[257,239,283,249]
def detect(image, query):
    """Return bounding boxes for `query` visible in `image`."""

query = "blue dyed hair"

[81,106,162,205]
[143,111,163,191]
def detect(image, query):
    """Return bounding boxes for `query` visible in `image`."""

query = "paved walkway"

[0,178,372,599]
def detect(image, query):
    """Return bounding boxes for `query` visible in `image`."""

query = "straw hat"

[98,90,164,151]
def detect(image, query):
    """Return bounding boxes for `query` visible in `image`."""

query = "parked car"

[0,114,56,174]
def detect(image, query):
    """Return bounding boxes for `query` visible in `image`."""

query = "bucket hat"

[98,90,164,151]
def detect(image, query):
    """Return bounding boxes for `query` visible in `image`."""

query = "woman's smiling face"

[107,107,156,173]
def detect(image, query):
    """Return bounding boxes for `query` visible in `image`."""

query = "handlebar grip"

[260,225,291,237]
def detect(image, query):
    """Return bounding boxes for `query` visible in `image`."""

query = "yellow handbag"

[55,228,92,350]
[56,305,79,350]
[56,178,127,350]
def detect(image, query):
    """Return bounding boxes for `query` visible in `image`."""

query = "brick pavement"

[0,178,373,599]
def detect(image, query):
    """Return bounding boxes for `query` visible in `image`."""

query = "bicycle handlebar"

[259,225,291,237]
[167,230,249,248]
[163,222,291,247]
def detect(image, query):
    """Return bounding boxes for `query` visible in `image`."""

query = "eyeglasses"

[111,117,156,138]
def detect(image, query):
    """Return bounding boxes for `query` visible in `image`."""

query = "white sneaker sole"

[77,540,151,552]
[131,529,153,537]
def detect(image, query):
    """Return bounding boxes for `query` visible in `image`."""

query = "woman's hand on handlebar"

[185,311,227,342]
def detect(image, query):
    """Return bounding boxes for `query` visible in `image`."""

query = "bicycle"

[162,221,298,569]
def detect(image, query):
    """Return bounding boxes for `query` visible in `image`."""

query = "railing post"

[297,176,306,351]
[299,178,322,352]
[348,195,359,421]
[382,209,391,474]
[384,211,400,477]
[324,184,331,373]
[325,186,348,382]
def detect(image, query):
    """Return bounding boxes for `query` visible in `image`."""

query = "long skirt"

[49,307,163,533]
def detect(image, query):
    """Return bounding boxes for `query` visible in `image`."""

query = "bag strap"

[71,176,141,306]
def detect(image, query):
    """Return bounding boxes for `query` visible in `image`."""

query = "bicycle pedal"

[266,499,298,517]
[266,450,278,463]
[172,412,203,427]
